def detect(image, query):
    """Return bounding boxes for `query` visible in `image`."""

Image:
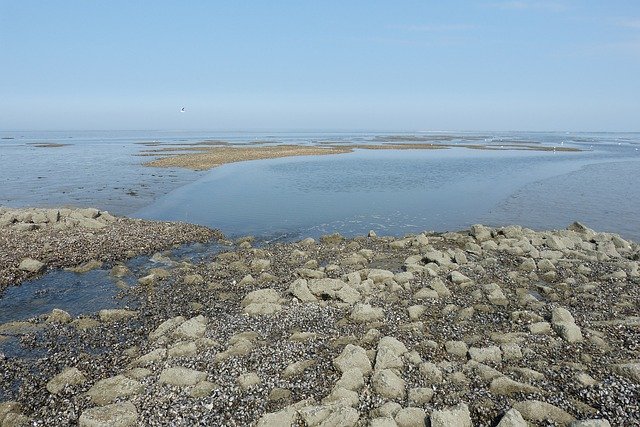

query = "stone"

[86,375,143,405]
[238,372,261,390]
[123,368,152,380]
[395,407,427,427]
[189,381,218,398]
[309,278,347,296]
[244,302,282,315]
[172,315,206,339]
[413,288,440,300]
[490,376,542,396]
[497,408,528,427]
[18,258,45,273]
[335,369,365,391]
[333,344,372,375]
[450,271,471,284]
[419,362,443,384]
[268,387,292,402]
[611,363,640,382]
[67,260,103,273]
[98,309,137,322]
[159,367,207,387]
[241,288,281,306]
[569,420,612,427]
[350,303,384,323]
[322,387,359,407]
[78,401,138,427]
[110,265,130,278]
[46,367,87,394]
[501,343,523,360]
[372,369,406,399]
[168,341,198,357]
[471,224,492,242]
[445,340,468,358]
[408,387,434,404]
[184,274,204,285]
[133,348,166,366]
[469,346,502,363]
[375,346,404,371]
[283,359,316,378]
[513,400,576,425]
[367,269,395,283]
[429,278,451,297]
[430,403,472,427]
[370,418,398,427]
[554,322,584,343]
[46,308,72,324]
[289,278,317,302]
[529,322,551,335]
[408,305,426,320]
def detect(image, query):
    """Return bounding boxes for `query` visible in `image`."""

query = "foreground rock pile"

[1,222,639,426]
[0,206,221,290]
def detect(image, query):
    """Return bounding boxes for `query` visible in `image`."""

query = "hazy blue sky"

[1,1,639,131]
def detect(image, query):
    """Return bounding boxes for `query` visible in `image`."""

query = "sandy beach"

[1,210,638,426]
[141,143,579,171]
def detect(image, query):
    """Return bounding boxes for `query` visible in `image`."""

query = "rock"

[513,400,576,425]
[123,368,152,380]
[468,346,502,363]
[408,387,434,404]
[335,369,365,391]
[189,381,218,398]
[575,372,598,387]
[395,407,426,427]
[375,346,404,371]
[256,406,298,427]
[238,372,261,390]
[46,367,87,394]
[611,363,640,382]
[490,376,542,396]
[408,305,426,320]
[372,369,406,399]
[430,403,472,427]
[529,322,551,335]
[333,344,372,375]
[283,359,316,379]
[172,315,206,339]
[110,265,130,278]
[322,387,359,407]
[184,274,204,285]
[46,308,72,324]
[78,401,138,427]
[133,348,166,366]
[150,317,185,340]
[445,340,468,358]
[429,278,451,297]
[268,387,292,402]
[159,367,207,387]
[167,341,198,357]
[419,362,443,384]
[552,307,583,343]
[241,288,281,306]
[98,309,137,323]
[0,402,21,423]
[471,224,492,242]
[350,303,384,323]
[413,288,440,300]
[289,278,318,302]
[497,408,528,427]
[569,420,612,427]
[86,375,143,405]
[67,260,103,273]
[501,343,523,360]
[450,271,471,284]
[18,258,45,273]
[367,269,395,283]
[300,405,360,427]
[370,418,398,427]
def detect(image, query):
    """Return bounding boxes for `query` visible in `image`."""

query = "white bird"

[180,107,185,113]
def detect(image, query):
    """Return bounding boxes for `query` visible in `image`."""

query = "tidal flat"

[0,207,638,426]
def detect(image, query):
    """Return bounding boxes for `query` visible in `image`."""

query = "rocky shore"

[0,207,221,292]
[1,220,639,426]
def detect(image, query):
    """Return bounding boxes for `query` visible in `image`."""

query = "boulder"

[513,400,576,425]
[46,367,87,394]
[372,369,406,399]
[289,278,317,302]
[78,401,138,427]
[159,367,207,387]
[333,344,372,375]
[86,375,143,405]
[430,403,472,427]
[350,303,384,323]
[395,407,427,427]
[497,408,527,427]
[18,258,45,273]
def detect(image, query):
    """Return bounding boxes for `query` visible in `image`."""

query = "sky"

[1,1,639,131]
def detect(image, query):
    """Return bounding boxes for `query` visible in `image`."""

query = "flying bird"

[180,107,185,113]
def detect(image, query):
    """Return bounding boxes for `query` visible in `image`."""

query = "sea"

[1,130,639,241]
[1,130,639,332]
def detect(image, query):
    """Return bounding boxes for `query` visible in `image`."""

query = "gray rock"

[513,400,576,425]
[46,367,87,394]
[78,401,138,427]
[159,367,207,387]
[430,403,472,427]
[408,387,434,404]
[289,278,318,302]
[18,258,45,273]
[490,376,542,396]
[468,346,502,363]
[238,372,261,390]
[395,407,426,427]
[333,344,372,375]
[569,420,612,427]
[497,408,527,427]
[445,340,469,358]
[335,369,365,391]
[419,362,443,384]
[86,375,143,405]
[98,309,137,323]
[172,315,206,339]
[46,308,72,324]
[372,369,406,399]
[611,363,640,383]
[350,303,384,323]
